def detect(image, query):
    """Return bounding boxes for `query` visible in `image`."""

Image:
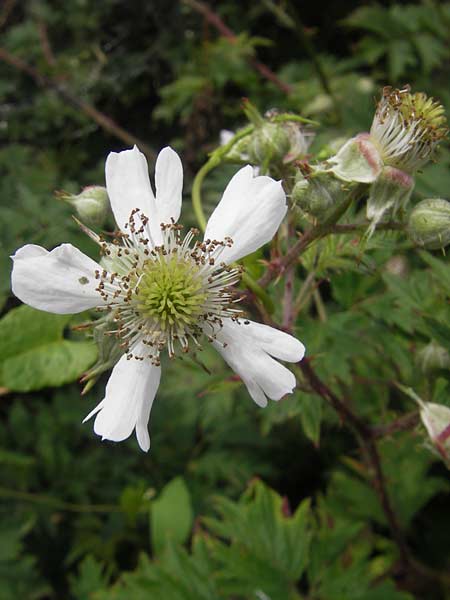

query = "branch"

[257,188,402,289]
[329,221,405,234]
[372,411,420,439]
[282,222,296,330]
[182,0,293,95]
[0,47,155,160]
[263,0,340,119]
[36,20,56,66]
[299,358,411,568]
[0,0,16,30]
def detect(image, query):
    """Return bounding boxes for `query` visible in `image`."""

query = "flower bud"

[407,198,450,250]
[418,401,450,466]
[416,342,450,374]
[292,171,346,220]
[57,186,110,227]
[248,122,291,165]
[366,166,414,234]
[329,133,383,183]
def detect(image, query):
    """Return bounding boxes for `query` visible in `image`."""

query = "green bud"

[248,122,291,165]
[407,198,450,250]
[329,133,383,183]
[366,166,413,235]
[57,186,109,227]
[292,171,346,220]
[416,342,450,374]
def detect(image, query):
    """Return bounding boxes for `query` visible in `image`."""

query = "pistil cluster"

[93,209,243,365]
[370,85,448,173]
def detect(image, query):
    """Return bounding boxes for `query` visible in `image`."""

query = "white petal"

[11,243,103,314]
[238,320,305,362]
[204,166,287,264]
[212,319,304,407]
[83,347,161,452]
[105,146,162,245]
[155,146,183,224]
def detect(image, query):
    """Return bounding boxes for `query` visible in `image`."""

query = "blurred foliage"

[1,1,450,599]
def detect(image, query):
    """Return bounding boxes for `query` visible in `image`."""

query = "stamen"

[92,214,244,364]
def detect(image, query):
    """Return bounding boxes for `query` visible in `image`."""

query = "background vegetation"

[0,1,449,598]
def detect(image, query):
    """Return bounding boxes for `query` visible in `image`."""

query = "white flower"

[11,146,305,451]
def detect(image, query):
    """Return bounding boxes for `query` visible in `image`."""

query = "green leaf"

[0,305,97,391]
[150,477,193,555]
[300,394,323,446]
[69,555,109,600]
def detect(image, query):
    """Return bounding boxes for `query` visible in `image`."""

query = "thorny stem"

[282,220,296,330]
[372,411,420,439]
[263,0,341,120]
[329,221,405,234]
[298,359,411,569]
[0,48,155,160]
[182,0,294,95]
[258,184,368,288]
[258,179,412,573]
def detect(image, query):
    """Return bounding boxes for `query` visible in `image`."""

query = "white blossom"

[11,146,305,451]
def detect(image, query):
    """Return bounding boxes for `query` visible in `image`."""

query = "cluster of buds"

[329,86,448,236]
[57,186,110,228]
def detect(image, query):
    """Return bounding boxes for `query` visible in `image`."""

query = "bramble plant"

[1,2,450,599]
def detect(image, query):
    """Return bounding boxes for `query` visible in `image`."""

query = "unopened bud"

[248,122,291,165]
[292,171,346,220]
[329,133,382,183]
[416,342,450,374]
[57,186,110,227]
[366,166,414,234]
[407,198,450,250]
[418,401,450,466]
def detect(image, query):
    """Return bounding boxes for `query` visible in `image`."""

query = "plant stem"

[182,0,293,95]
[298,359,411,568]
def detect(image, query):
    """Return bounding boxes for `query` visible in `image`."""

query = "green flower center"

[136,255,208,330]
[383,87,447,142]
